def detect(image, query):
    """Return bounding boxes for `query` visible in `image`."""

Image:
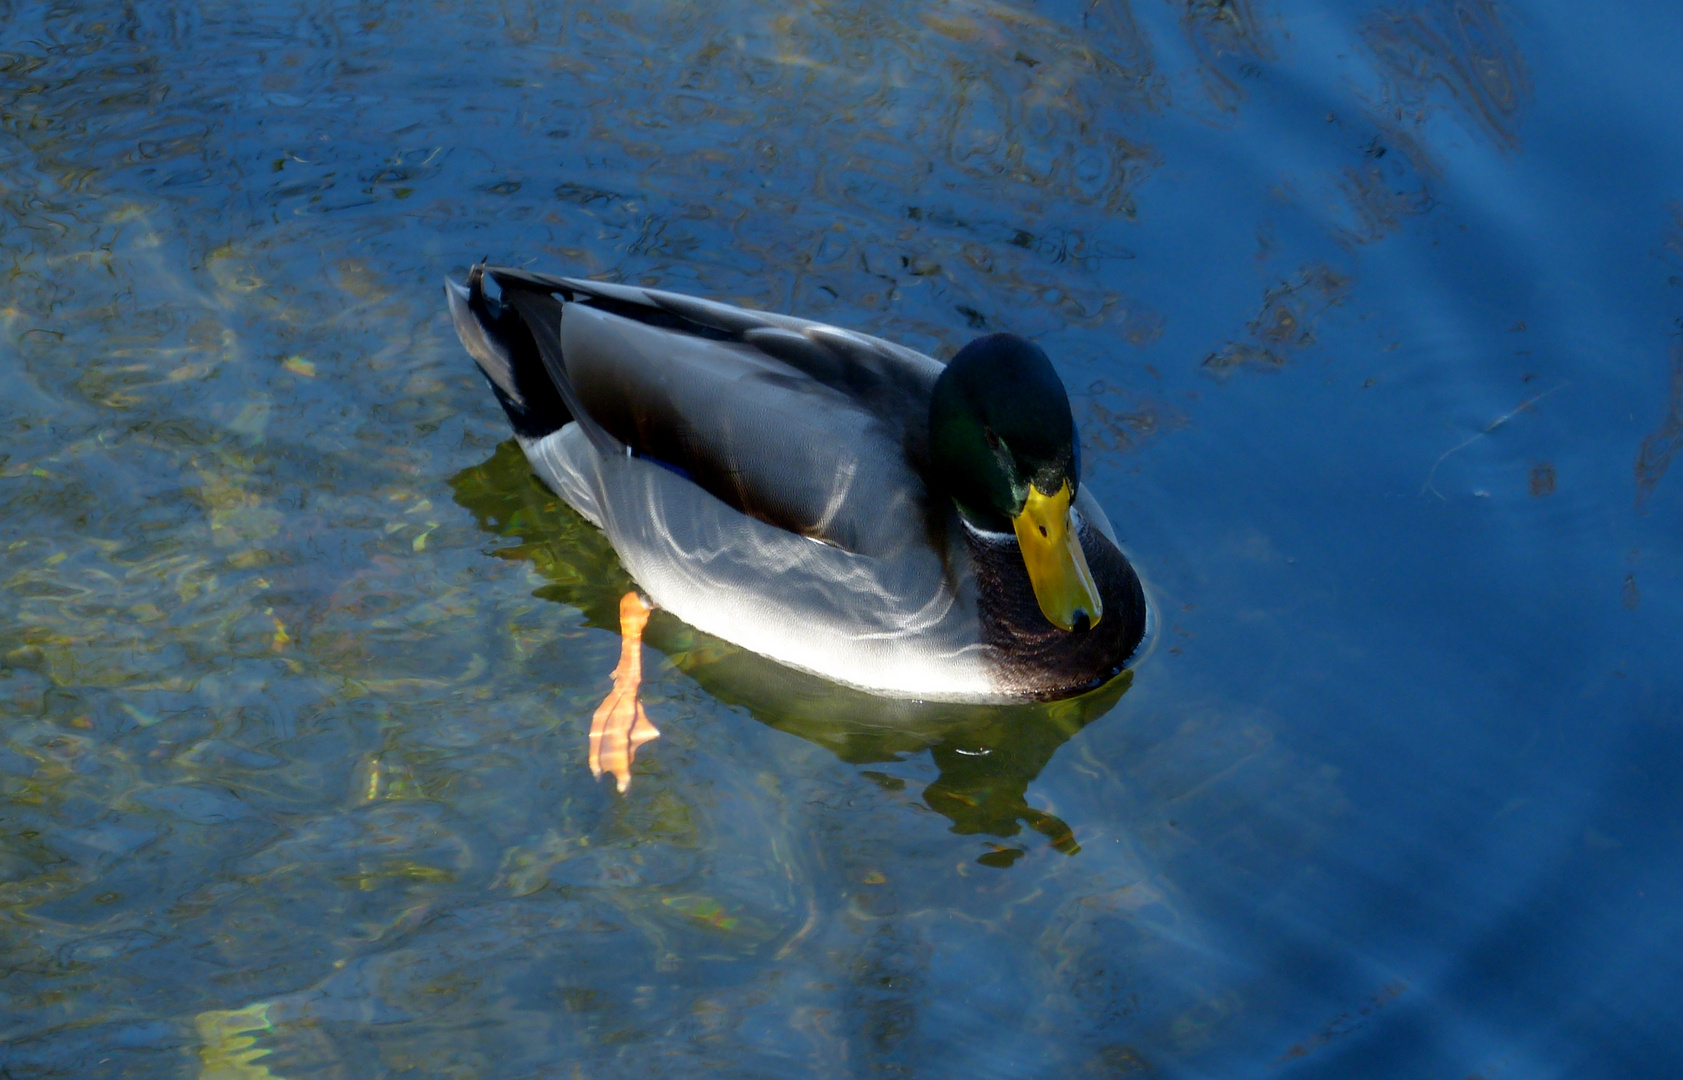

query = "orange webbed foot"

[589,592,658,794]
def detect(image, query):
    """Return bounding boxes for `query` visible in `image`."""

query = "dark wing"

[484,267,946,556]
[547,274,942,443]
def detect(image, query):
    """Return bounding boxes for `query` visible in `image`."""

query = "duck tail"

[445,262,572,440]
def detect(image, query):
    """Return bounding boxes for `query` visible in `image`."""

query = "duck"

[445,264,1148,791]
[450,439,1138,853]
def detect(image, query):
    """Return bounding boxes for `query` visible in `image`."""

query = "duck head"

[929,333,1103,632]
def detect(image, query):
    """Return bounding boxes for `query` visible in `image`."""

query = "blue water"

[2,0,1682,1076]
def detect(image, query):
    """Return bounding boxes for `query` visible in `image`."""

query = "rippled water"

[3,0,1682,1076]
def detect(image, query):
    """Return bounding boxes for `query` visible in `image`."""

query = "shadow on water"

[449,440,1131,862]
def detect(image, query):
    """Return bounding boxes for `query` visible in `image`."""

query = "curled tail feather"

[444,263,572,441]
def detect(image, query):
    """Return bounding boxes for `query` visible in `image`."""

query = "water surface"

[3,0,1682,1076]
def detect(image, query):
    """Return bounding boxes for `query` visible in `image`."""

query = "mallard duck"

[445,265,1147,789]
[452,440,1137,852]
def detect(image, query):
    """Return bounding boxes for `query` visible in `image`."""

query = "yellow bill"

[1012,481,1103,631]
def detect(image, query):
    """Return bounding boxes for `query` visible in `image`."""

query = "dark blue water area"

[2,0,1682,1077]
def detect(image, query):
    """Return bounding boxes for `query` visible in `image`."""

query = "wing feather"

[561,303,925,555]
[480,266,946,557]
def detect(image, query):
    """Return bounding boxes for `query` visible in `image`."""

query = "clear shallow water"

[2,0,1681,1075]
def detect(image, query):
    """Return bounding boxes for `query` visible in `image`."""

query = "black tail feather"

[444,264,572,441]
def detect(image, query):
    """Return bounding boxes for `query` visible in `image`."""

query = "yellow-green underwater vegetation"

[2,0,1682,1076]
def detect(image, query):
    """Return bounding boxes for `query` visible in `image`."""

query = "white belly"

[520,424,1002,702]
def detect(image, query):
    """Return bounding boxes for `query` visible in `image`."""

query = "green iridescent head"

[930,334,1101,631]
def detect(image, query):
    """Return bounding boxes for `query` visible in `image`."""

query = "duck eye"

[1038,525,1047,537]
[983,427,1000,449]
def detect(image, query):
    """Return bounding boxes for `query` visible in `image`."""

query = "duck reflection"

[451,441,1131,857]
